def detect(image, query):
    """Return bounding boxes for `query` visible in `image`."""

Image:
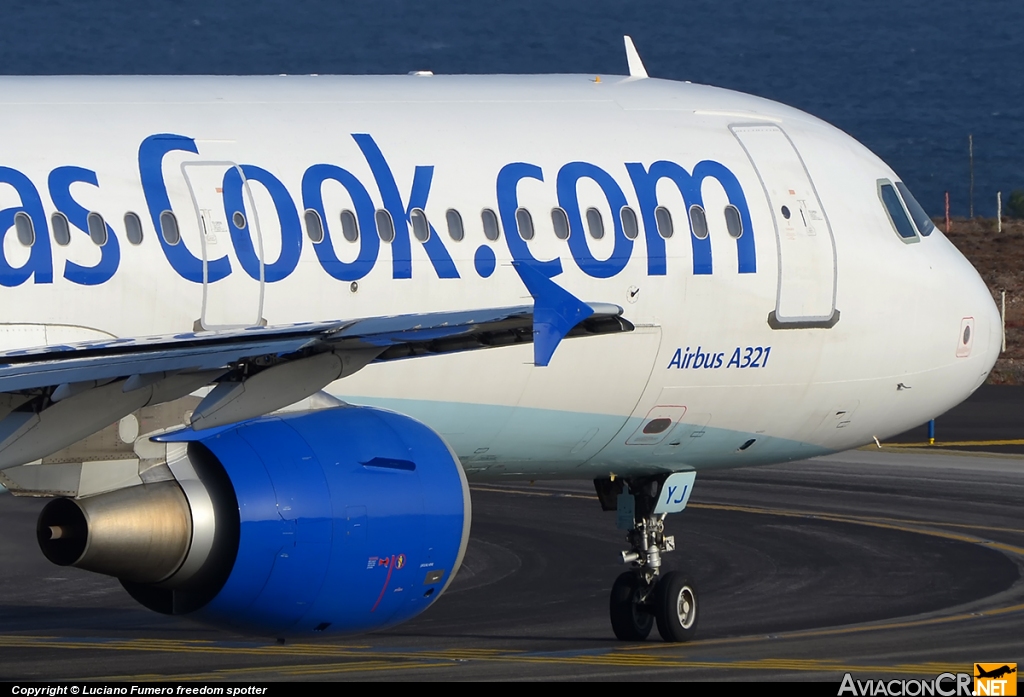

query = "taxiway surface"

[0,443,1022,681]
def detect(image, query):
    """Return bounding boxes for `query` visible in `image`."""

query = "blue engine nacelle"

[37,405,471,636]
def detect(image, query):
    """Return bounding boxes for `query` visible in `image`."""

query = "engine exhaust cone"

[36,481,193,584]
[36,498,88,566]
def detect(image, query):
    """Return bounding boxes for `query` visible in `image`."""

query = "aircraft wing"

[0,302,629,393]
[0,263,631,468]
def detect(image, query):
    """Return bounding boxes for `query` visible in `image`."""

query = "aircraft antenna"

[624,36,648,79]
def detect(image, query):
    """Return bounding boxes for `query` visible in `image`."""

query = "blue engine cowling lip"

[162,405,471,636]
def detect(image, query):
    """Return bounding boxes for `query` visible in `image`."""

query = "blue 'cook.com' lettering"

[0,133,757,287]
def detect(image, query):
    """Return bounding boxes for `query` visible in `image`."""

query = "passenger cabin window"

[620,206,639,240]
[689,205,708,240]
[124,212,144,245]
[13,212,34,247]
[160,211,180,245]
[375,208,395,243]
[51,212,71,246]
[481,208,500,241]
[303,209,324,243]
[340,209,359,242]
[446,209,464,241]
[516,207,534,241]
[551,207,570,239]
[724,205,743,239]
[232,211,246,229]
[895,182,935,237]
[878,181,918,242]
[655,206,674,238]
[586,208,604,239]
[410,208,430,242]
[87,212,108,246]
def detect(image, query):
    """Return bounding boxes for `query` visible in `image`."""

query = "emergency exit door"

[182,162,265,329]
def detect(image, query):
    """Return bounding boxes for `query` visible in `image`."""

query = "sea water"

[0,0,1020,217]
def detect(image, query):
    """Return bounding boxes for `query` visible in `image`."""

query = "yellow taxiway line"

[882,439,1024,448]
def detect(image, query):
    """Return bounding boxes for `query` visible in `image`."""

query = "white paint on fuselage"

[0,74,1000,478]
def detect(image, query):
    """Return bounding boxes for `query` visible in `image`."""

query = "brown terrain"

[941,217,1024,383]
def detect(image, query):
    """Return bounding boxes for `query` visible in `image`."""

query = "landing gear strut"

[596,474,699,642]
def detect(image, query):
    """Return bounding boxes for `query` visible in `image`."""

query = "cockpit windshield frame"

[877,179,920,244]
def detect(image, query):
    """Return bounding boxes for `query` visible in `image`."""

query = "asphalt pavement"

[0,386,1022,681]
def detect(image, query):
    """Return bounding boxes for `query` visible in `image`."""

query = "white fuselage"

[0,74,1000,479]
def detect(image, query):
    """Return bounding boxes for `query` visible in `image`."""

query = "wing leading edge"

[0,267,631,469]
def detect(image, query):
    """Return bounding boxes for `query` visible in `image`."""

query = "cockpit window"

[878,180,918,243]
[895,182,935,237]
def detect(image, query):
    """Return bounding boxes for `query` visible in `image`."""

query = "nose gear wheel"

[609,571,653,641]
[653,570,698,642]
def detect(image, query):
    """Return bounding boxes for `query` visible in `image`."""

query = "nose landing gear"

[597,473,699,642]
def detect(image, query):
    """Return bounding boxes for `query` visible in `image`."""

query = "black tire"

[609,571,653,641]
[654,571,698,642]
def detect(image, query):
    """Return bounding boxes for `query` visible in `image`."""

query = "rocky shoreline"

[938,217,1024,383]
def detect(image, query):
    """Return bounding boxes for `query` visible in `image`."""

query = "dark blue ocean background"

[1,0,1021,218]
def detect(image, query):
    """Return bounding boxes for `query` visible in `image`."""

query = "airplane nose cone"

[956,253,1001,390]
[919,230,1002,414]
[978,281,1002,380]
